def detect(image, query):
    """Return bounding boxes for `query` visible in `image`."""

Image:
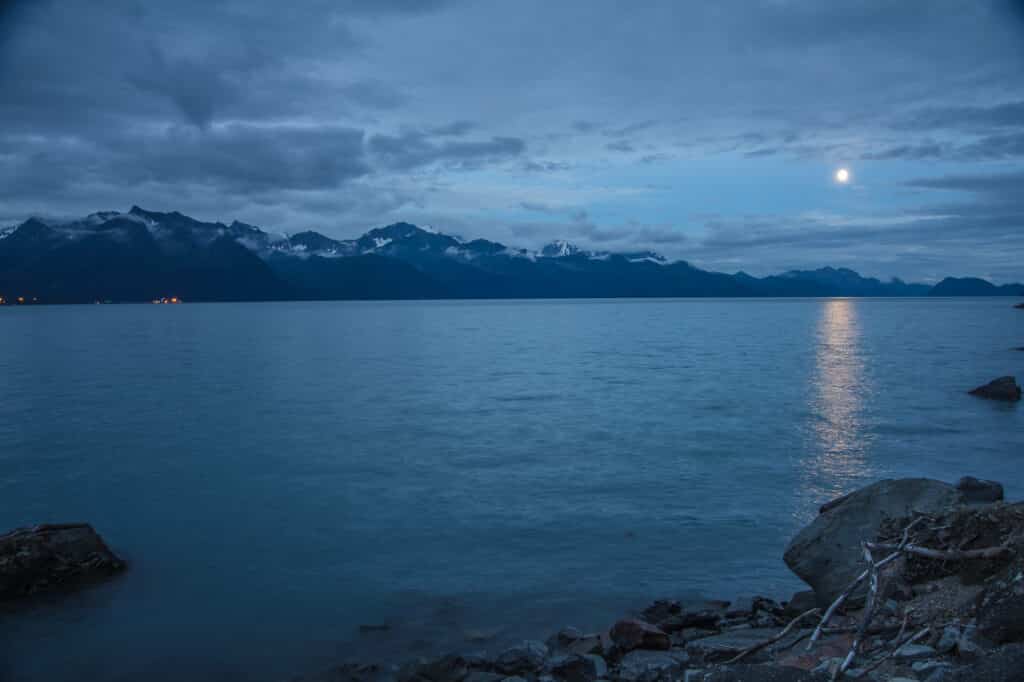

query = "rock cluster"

[0,523,125,601]
[296,477,1024,682]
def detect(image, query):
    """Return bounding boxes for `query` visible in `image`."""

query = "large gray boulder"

[0,523,125,600]
[783,479,962,605]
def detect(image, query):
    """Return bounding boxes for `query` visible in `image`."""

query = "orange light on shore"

[17,296,25,303]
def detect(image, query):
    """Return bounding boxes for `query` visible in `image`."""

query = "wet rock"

[0,523,125,600]
[494,641,548,675]
[936,624,961,653]
[956,477,1005,504]
[566,635,603,656]
[616,650,690,682]
[894,643,937,661]
[783,478,962,604]
[968,376,1022,402]
[548,654,606,682]
[674,609,723,631]
[913,660,954,677]
[609,619,671,652]
[725,596,755,618]
[957,622,992,661]
[555,627,582,646]
[782,590,818,619]
[641,599,682,624]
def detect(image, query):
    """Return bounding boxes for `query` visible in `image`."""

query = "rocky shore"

[291,476,1024,682]
[5,473,1024,681]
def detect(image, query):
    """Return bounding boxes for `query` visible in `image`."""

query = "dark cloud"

[904,170,1024,195]
[861,142,946,160]
[894,101,1024,132]
[429,120,478,136]
[368,131,526,170]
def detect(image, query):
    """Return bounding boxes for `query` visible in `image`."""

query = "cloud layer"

[1,0,1023,281]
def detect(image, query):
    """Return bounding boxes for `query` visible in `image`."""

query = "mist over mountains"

[1,207,1021,304]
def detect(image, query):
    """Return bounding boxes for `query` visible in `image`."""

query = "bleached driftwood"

[723,607,821,664]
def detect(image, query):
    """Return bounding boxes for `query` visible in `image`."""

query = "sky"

[1,1,1023,283]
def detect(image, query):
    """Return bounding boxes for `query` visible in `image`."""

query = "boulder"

[782,590,818,619]
[956,477,1004,504]
[968,376,1022,402]
[783,479,962,604]
[609,619,671,652]
[0,523,125,600]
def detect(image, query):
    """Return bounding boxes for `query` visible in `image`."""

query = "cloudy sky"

[2,1,1023,282]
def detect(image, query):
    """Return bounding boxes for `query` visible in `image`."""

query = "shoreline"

[5,475,1024,681]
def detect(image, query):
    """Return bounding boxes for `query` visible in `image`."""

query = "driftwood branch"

[807,516,925,652]
[724,607,821,664]
[865,542,1011,561]
[862,626,931,674]
[834,544,881,680]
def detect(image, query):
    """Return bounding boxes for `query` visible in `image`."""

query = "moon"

[835,168,851,184]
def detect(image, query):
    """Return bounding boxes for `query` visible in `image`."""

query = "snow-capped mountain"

[1,206,1004,304]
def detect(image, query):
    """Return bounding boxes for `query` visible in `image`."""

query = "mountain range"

[1,207,1021,304]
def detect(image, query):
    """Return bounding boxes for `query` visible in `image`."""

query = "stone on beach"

[0,523,125,601]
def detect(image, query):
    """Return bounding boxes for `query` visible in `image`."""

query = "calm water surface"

[1,298,1021,681]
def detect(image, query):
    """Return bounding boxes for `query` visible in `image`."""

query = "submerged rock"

[968,376,1022,402]
[0,523,125,600]
[784,478,962,604]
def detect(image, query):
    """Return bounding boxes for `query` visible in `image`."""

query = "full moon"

[835,168,850,184]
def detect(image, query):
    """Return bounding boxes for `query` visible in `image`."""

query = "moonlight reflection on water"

[804,299,875,501]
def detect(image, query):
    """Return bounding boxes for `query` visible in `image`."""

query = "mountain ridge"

[1,207,1021,304]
